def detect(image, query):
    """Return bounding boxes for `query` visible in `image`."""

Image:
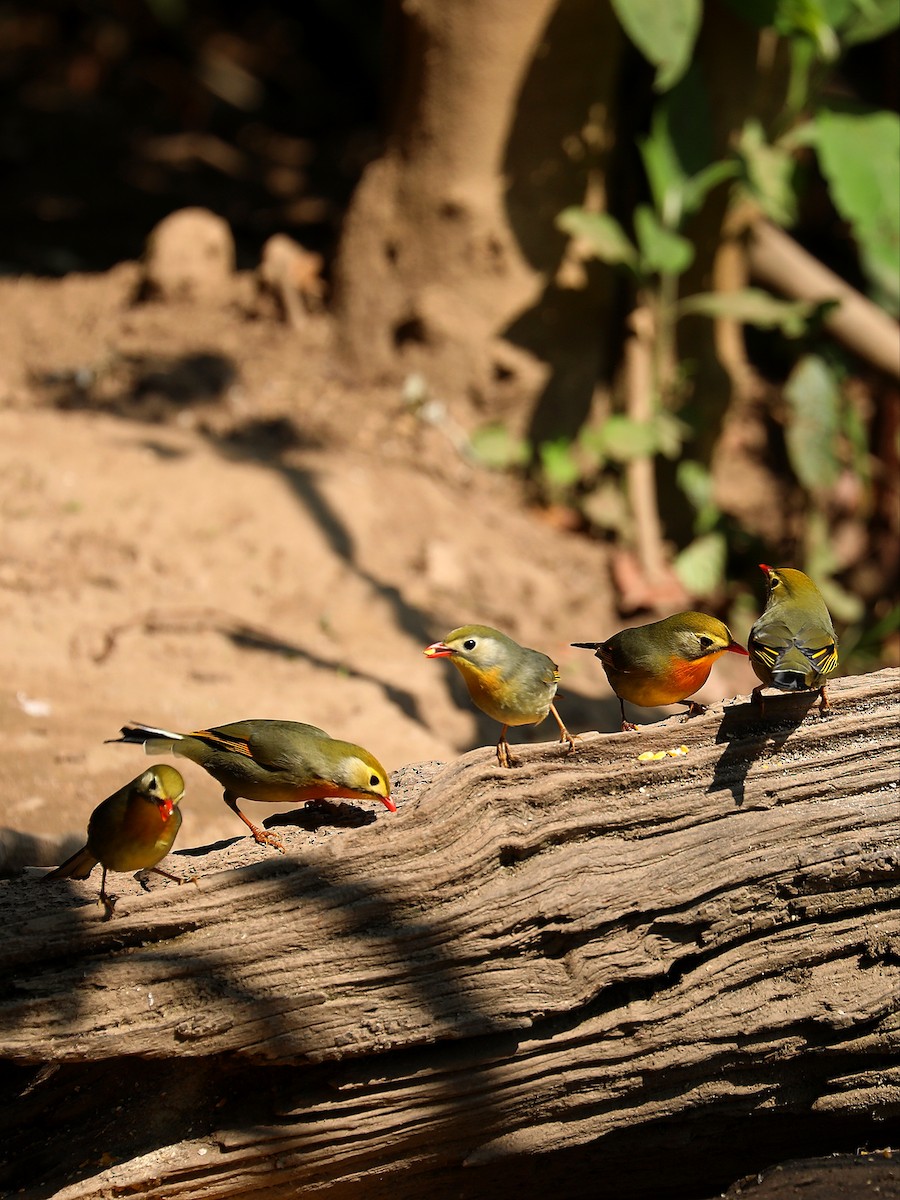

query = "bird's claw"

[559,731,580,754]
[496,741,515,769]
[252,827,286,853]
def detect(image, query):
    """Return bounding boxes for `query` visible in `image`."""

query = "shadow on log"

[1,670,898,1199]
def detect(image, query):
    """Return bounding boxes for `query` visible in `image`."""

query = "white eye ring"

[463,638,477,650]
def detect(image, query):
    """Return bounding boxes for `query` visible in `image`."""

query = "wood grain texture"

[2,670,898,1199]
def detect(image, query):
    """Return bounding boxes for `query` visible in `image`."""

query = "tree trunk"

[2,670,898,1199]
[331,0,623,433]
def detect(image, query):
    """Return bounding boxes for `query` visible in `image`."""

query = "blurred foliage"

[809,106,900,313]
[479,0,899,668]
[610,0,702,91]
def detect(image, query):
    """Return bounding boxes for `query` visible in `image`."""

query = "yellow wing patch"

[807,643,839,674]
[749,640,779,668]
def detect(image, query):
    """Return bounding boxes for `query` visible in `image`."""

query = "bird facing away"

[572,611,749,731]
[45,764,185,916]
[108,719,395,851]
[424,623,577,767]
[748,564,838,712]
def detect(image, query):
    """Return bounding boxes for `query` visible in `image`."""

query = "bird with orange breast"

[425,624,577,767]
[572,611,749,730]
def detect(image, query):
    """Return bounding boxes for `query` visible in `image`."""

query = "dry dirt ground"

[1,260,894,1200]
[0,262,760,857]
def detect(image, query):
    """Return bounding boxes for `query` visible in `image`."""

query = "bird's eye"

[370,774,380,787]
[698,635,714,650]
[463,638,477,650]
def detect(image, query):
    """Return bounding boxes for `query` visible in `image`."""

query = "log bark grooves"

[2,669,898,1199]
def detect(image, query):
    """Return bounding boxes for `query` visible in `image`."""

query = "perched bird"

[108,719,395,851]
[572,612,749,731]
[424,624,577,767]
[748,564,838,712]
[45,765,185,915]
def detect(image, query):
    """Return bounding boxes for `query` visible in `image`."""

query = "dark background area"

[1,1,896,279]
[0,0,384,274]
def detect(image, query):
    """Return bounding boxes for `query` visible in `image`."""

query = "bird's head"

[759,563,817,603]
[664,612,749,662]
[424,624,515,672]
[333,749,396,812]
[760,563,788,596]
[139,764,185,818]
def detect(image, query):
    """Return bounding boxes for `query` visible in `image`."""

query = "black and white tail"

[107,723,186,756]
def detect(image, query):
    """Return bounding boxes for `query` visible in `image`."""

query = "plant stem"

[625,301,667,583]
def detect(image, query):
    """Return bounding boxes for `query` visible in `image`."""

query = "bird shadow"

[263,799,377,831]
[709,692,821,805]
[175,835,244,858]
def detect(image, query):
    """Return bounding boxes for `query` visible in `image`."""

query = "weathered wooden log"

[1,670,898,1199]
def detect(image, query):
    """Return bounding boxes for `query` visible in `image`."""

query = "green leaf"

[721,0,897,44]
[803,511,865,622]
[815,0,855,25]
[581,479,631,534]
[818,576,865,623]
[725,0,842,57]
[634,205,695,276]
[681,160,739,215]
[773,0,840,58]
[812,107,900,315]
[676,288,824,335]
[674,531,727,595]
[736,119,798,226]
[640,68,709,226]
[839,0,900,45]
[610,0,702,91]
[580,413,688,463]
[785,34,817,119]
[677,458,713,508]
[655,410,691,458]
[640,112,688,228]
[677,460,721,534]
[556,208,639,270]
[469,423,529,471]
[676,460,713,510]
[596,415,660,461]
[639,71,739,228]
[539,439,581,491]
[783,355,842,491]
